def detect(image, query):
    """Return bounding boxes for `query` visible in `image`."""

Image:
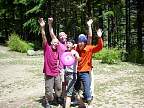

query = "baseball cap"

[78,34,87,43]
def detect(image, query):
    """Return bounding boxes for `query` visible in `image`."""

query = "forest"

[0,0,144,63]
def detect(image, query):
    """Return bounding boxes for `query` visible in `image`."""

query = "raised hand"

[48,17,53,25]
[48,17,58,40]
[97,29,103,37]
[38,18,45,28]
[87,19,93,27]
[87,19,93,45]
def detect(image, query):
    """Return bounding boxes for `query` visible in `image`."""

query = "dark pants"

[45,74,62,101]
[74,72,92,101]
[65,72,77,97]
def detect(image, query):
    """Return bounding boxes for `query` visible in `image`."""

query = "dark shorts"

[65,72,77,97]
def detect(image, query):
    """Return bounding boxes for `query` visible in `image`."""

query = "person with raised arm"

[39,18,62,108]
[75,28,103,106]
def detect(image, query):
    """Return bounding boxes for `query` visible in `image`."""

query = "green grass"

[8,33,34,53]
[93,48,121,64]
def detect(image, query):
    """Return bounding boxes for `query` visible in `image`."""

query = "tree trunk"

[125,0,130,53]
[137,0,143,53]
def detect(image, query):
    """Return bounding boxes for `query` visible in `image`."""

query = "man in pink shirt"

[39,18,62,108]
[48,18,67,98]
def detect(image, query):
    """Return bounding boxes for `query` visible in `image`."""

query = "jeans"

[74,72,92,101]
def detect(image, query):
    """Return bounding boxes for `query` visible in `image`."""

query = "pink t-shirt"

[43,41,59,76]
[57,42,67,70]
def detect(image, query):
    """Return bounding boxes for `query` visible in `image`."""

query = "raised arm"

[48,17,58,41]
[38,18,47,45]
[87,19,93,45]
[92,29,103,53]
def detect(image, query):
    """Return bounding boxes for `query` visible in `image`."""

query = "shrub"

[8,33,33,53]
[93,48,108,60]
[121,50,128,62]
[128,48,144,64]
[93,48,121,64]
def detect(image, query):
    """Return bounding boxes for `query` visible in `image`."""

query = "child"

[39,18,62,108]
[61,38,80,108]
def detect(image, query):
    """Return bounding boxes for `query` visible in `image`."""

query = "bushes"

[127,48,144,64]
[93,48,121,64]
[92,47,144,64]
[8,33,34,53]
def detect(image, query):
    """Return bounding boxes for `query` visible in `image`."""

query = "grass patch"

[93,48,121,64]
[8,33,34,53]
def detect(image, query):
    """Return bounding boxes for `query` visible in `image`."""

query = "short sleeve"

[43,41,50,53]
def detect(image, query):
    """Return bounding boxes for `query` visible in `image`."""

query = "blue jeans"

[74,72,92,101]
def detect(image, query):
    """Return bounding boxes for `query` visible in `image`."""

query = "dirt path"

[0,46,44,108]
[0,45,144,108]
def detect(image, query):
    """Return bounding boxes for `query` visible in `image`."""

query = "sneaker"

[86,99,92,105]
[82,98,92,105]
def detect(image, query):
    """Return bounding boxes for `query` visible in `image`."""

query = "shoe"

[86,99,92,105]
[82,98,92,105]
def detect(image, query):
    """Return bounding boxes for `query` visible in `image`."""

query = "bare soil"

[0,45,144,108]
